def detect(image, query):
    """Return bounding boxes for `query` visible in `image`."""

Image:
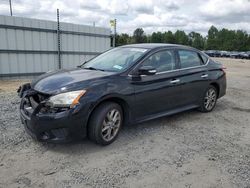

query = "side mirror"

[138,66,156,76]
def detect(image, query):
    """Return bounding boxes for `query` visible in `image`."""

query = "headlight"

[47,90,86,108]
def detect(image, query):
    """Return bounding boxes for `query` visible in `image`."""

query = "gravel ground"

[0,58,250,188]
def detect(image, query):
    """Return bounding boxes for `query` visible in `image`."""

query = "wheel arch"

[210,82,220,97]
[86,95,131,132]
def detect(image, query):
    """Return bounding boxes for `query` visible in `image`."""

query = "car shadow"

[43,102,227,155]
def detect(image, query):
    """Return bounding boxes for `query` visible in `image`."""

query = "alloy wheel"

[101,109,121,142]
[204,88,217,111]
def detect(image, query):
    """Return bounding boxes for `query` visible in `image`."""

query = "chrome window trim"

[128,58,209,77]
[156,58,209,75]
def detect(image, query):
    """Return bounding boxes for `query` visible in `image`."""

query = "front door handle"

[201,74,208,78]
[170,79,180,84]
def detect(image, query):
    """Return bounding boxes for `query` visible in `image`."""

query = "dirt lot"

[0,58,250,188]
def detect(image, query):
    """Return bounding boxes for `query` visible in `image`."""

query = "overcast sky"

[1,0,250,35]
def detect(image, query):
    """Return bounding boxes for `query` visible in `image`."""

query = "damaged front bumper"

[18,84,88,143]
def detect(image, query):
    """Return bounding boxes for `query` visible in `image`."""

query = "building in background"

[0,15,111,78]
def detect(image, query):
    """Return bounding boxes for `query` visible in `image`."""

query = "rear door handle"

[170,79,180,84]
[201,74,208,78]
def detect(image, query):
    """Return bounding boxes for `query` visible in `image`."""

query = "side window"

[142,50,176,72]
[178,50,202,68]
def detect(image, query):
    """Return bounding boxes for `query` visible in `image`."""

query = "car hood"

[31,68,114,94]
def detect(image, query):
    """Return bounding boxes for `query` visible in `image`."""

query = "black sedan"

[18,44,226,145]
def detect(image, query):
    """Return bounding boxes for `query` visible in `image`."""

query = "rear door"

[177,50,210,106]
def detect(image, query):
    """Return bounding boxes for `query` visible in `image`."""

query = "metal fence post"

[57,9,61,69]
[114,19,116,47]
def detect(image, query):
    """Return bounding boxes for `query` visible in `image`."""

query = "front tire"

[198,85,218,112]
[88,102,123,145]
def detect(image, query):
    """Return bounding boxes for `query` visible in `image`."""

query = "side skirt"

[134,104,199,124]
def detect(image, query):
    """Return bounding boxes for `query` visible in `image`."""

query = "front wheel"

[198,85,218,112]
[88,102,123,145]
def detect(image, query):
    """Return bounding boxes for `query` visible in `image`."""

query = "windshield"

[81,47,148,72]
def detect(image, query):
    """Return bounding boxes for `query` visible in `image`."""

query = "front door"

[131,49,183,120]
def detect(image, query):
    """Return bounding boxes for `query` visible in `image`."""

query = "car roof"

[120,43,194,50]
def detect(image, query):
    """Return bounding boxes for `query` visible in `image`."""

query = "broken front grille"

[21,91,51,116]
[22,90,69,115]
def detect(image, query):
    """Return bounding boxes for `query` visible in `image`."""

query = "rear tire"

[198,85,218,112]
[88,102,123,145]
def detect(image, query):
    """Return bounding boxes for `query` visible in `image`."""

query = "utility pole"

[110,19,117,47]
[9,0,13,16]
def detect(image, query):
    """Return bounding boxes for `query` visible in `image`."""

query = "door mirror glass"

[138,66,156,75]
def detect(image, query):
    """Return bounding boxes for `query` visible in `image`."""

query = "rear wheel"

[198,85,218,112]
[88,102,123,145]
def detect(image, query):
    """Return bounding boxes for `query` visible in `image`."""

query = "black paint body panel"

[19,44,226,142]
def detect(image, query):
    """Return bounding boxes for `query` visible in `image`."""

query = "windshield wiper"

[77,61,88,68]
[83,67,105,71]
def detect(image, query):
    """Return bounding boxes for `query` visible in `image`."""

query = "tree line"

[114,26,250,51]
